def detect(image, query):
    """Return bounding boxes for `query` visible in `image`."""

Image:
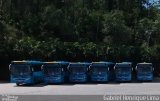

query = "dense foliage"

[0,0,160,63]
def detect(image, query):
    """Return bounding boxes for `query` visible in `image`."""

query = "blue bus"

[106,62,115,81]
[136,63,154,81]
[89,62,115,82]
[114,62,132,82]
[42,61,69,84]
[9,61,44,86]
[68,62,90,83]
[58,61,70,82]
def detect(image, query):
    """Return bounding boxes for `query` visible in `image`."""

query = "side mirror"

[9,64,11,71]
[31,68,34,72]
[113,66,116,70]
[87,67,89,72]
[135,66,137,71]
[41,65,44,70]
[88,65,91,70]
[67,66,71,72]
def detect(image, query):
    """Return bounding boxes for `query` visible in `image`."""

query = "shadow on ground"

[13,83,46,87]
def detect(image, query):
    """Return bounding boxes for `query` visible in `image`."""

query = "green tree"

[102,10,132,45]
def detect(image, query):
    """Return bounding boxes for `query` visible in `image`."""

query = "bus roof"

[69,62,90,64]
[56,61,69,65]
[79,62,91,66]
[99,61,113,63]
[11,61,26,63]
[68,62,89,68]
[11,60,42,65]
[91,62,114,67]
[43,62,60,64]
[121,62,132,64]
[137,63,152,65]
[137,63,152,66]
[115,63,132,67]
[55,61,69,63]
[43,61,69,66]
[93,61,114,64]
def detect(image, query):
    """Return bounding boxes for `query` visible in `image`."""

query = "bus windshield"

[137,66,152,72]
[92,67,107,73]
[116,67,131,73]
[11,65,31,75]
[70,67,87,74]
[44,66,62,75]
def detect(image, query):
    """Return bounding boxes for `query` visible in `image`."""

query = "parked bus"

[42,61,69,84]
[107,62,115,81]
[9,61,44,86]
[68,62,90,83]
[58,61,70,81]
[114,62,132,82]
[89,62,115,82]
[136,63,154,81]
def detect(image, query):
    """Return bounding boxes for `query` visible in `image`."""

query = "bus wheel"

[16,83,20,86]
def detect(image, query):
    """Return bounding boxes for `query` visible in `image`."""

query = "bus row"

[9,61,154,86]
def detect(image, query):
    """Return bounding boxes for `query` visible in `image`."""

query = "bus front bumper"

[137,75,153,81]
[44,76,64,84]
[116,76,131,81]
[11,78,33,85]
[69,75,87,83]
[91,75,108,82]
